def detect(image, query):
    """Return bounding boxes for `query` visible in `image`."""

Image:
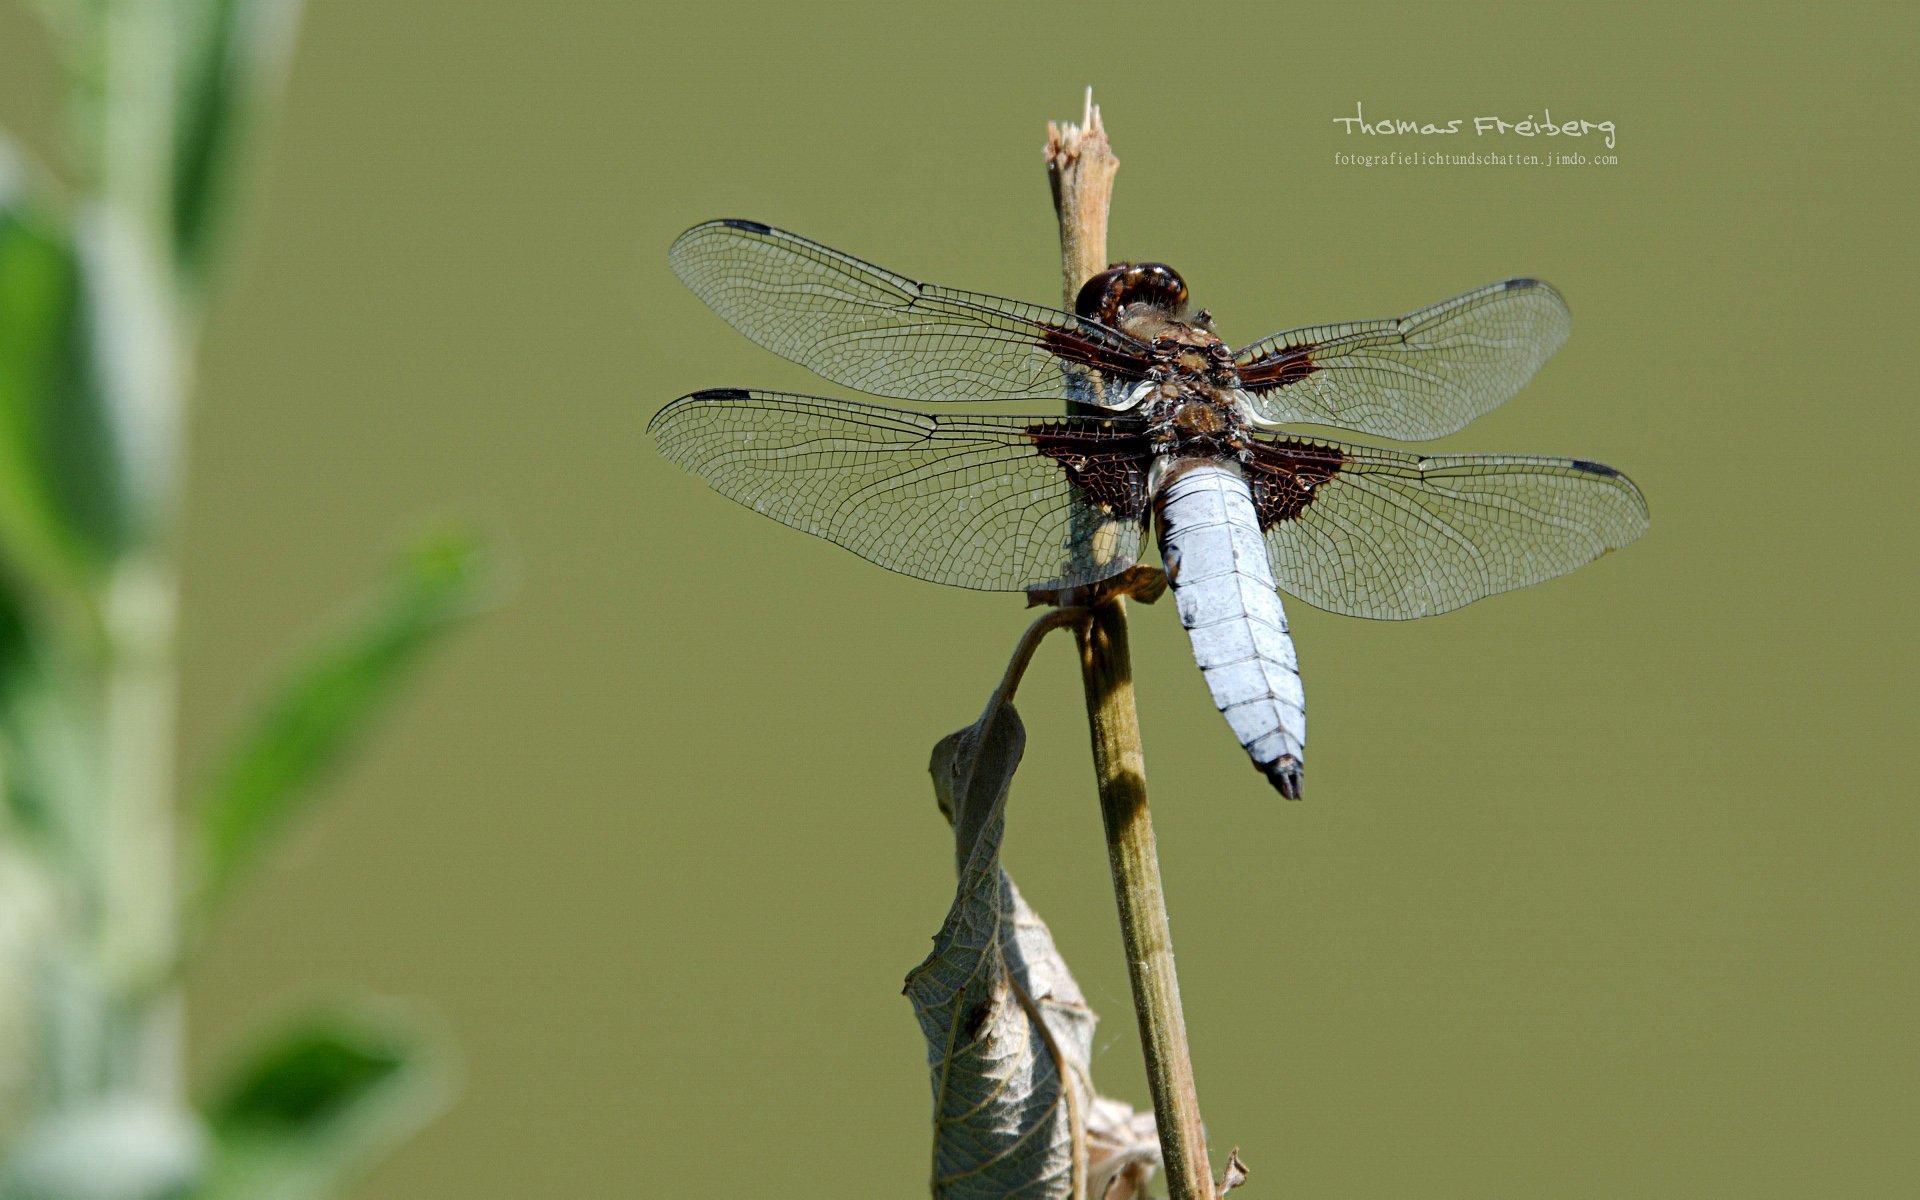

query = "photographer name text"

[1334,101,1617,150]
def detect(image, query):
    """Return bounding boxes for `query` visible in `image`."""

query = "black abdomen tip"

[1264,755,1304,800]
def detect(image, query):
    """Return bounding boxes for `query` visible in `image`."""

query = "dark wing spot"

[1027,422,1152,520]
[1567,458,1622,478]
[1235,343,1319,392]
[718,218,772,234]
[689,387,753,401]
[1247,439,1346,527]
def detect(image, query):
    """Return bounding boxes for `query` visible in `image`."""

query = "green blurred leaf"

[194,534,482,911]
[170,0,301,287]
[0,531,101,876]
[0,554,69,856]
[194,1010,447,1200]
[0,588,67,856]
[0,147,130,602]
[0,567,33,698]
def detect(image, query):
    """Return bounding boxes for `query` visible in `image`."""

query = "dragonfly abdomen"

[1156,462,1307,799]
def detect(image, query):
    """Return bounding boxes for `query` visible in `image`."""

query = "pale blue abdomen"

[1155,462,1307,798]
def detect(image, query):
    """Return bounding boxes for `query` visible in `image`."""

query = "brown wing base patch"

[1247,439,1346,527]
[1025,423,1152,520]
[1037,324,1156,379]
[1235,343,1319,391]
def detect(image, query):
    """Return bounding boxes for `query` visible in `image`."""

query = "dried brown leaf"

[1217,1148,1249,1196]
[905,701,1160,1200]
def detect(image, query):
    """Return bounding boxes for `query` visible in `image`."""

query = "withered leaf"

[905,700,1160,1200]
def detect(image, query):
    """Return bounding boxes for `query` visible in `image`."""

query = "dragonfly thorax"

[1140,379,1252,463]
[1132,318,1238,387]
[1172,398,1229,436]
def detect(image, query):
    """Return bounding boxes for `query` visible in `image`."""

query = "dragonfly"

[651,219,1647,798]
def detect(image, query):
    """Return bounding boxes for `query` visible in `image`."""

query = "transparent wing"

[1245,434,1646,620]
[1233,278,1572,441]
[669,220,1153,406]
[650,389,1153,592]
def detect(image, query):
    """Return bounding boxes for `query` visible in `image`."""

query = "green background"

[5,1,1915,1195]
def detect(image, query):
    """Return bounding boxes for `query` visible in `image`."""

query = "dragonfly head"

[1074,262,1189,326]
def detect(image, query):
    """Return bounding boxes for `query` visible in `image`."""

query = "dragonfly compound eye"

[1074,262,1191,323]
[1130,263,1189,312]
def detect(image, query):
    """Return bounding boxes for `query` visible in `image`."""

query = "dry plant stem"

[1046,92,1217,1200]
[985,606,1087,717]
[1046,99,1113,319]
[963,607,1087,800]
